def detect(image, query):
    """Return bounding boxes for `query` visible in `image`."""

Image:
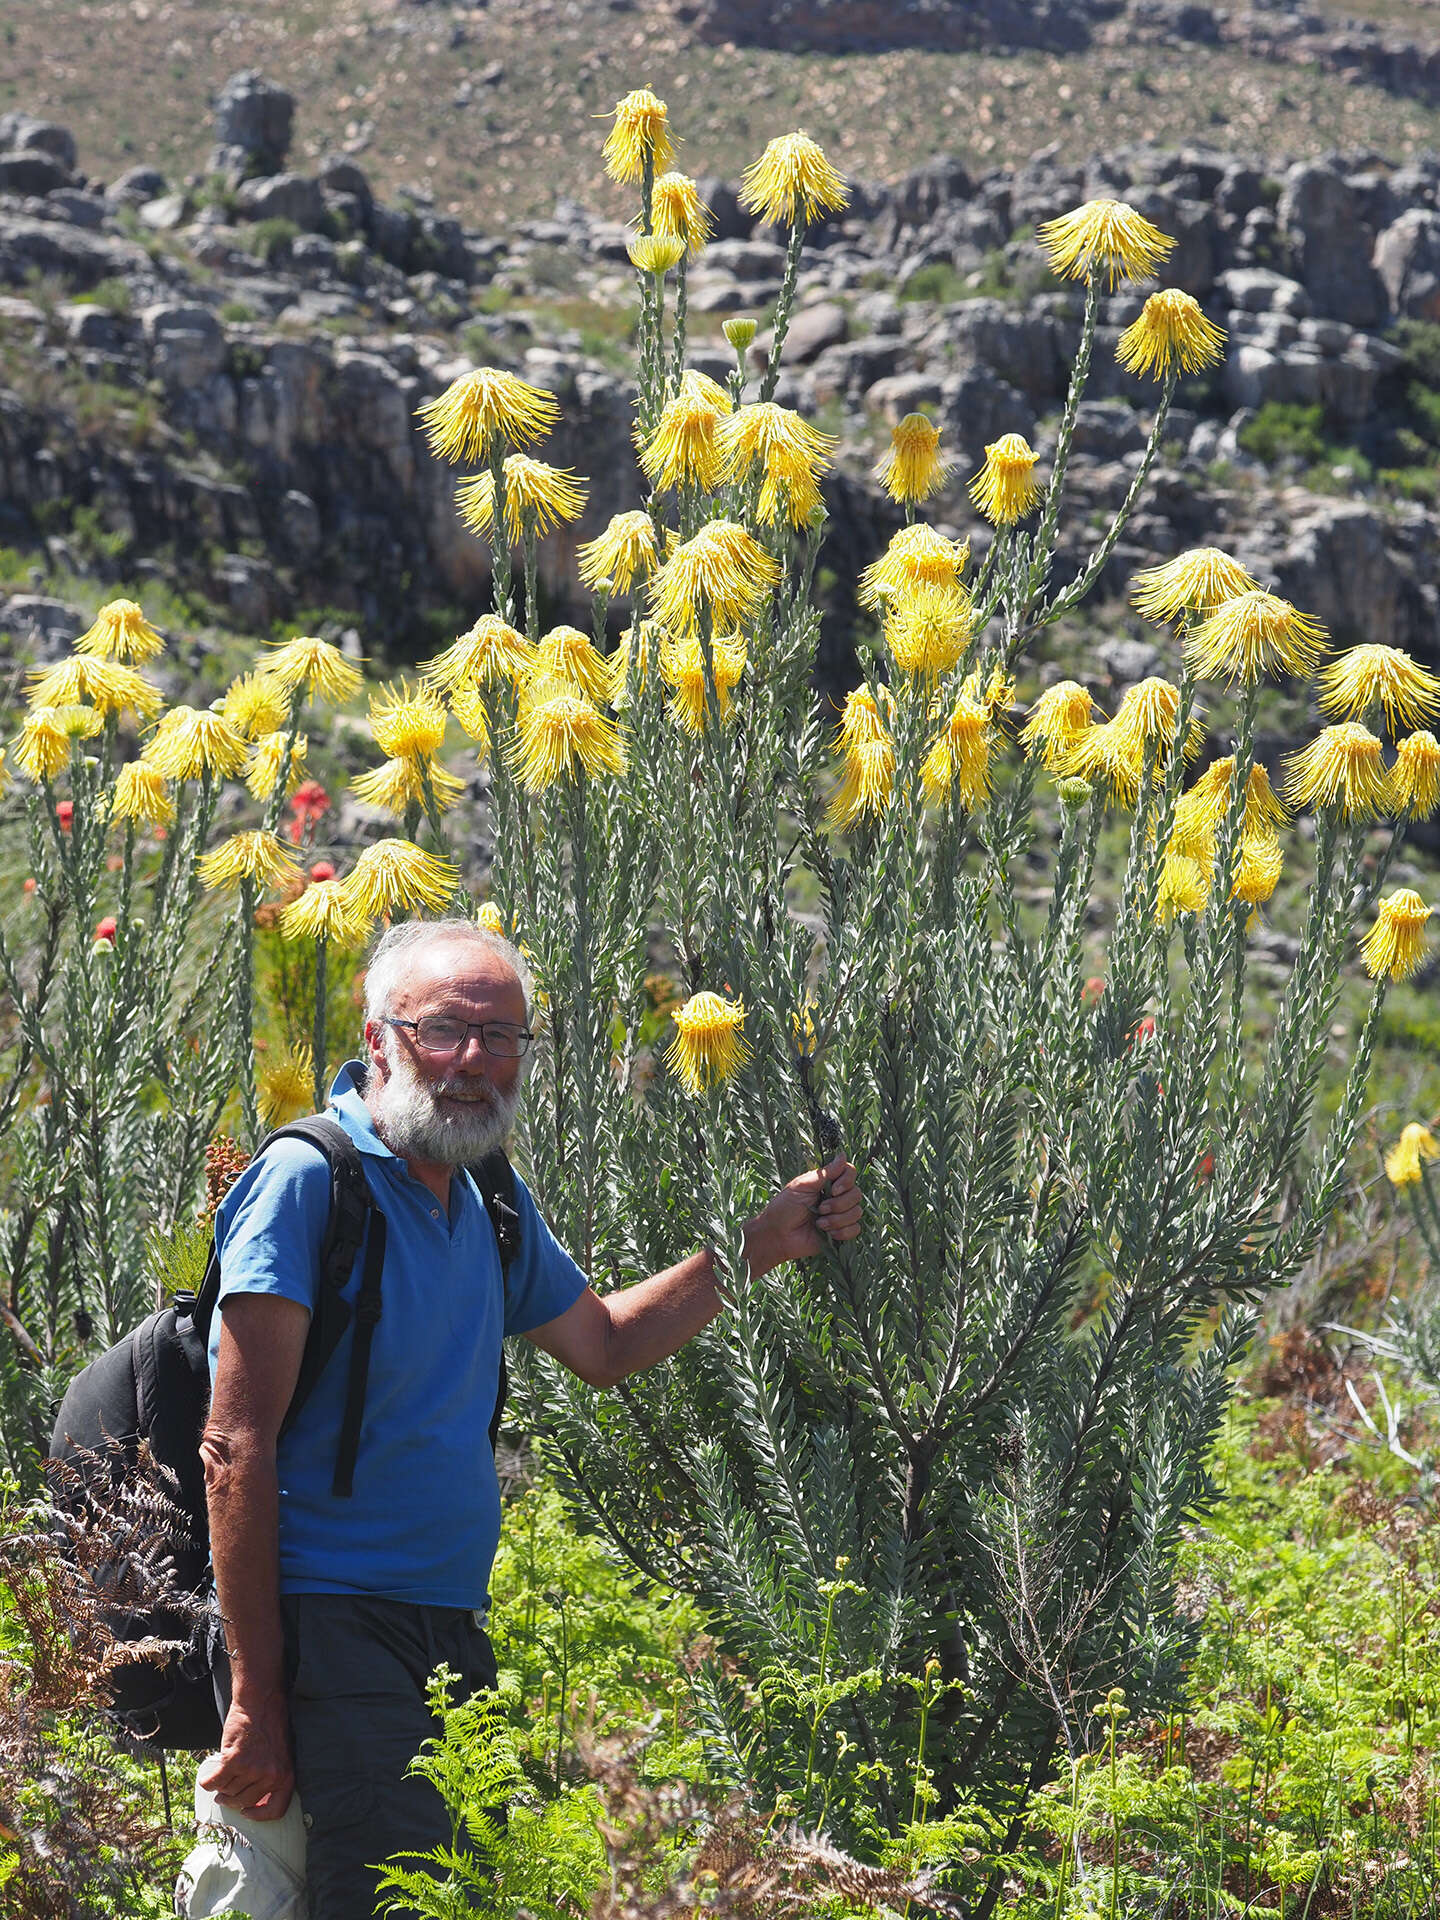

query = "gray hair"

[363,917,535,1028]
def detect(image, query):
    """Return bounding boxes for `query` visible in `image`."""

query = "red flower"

[1132,1015,1157,1046]
[23,877,36,895]
[310,860,337,882]
[106,853,124,873]
[153,825,168,841]
[1196,1152,1214,1185]
[94,916,117,944]
[55,800,74,831]
[290,780,331,820]
[1081,975,1106,1005]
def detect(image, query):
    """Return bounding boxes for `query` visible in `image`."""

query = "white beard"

[368,1033,520,1167]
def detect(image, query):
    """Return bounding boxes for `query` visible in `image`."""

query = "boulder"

[941,366,1035,462]
[0,151,71,196]
[234,173,324,231]
[316,155,373,211]
[142,303,227,387]
[1070,400,1146,459]
[892,153,974,229]
[809,337,906,405]
[694,177,750,242]
[209,70,295,179]
[944,298,1065,405]
[1274,502,1406,648]
[0,213,150,290]
[0,595,85,662]
[865,371,945,420]
[764,299,847,364]
[702,237,788,281]
[1215,267,1312,316]
[1277,162,1384,329]
[1375,209,1440,322]
[107,165,169,206]
[0,114,77,173]
[45,190,105,229]
[139,193,189,232]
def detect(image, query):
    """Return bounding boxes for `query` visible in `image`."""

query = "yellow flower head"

[197,830,303,895]
[716,402,836,527]
[15,707,92,781]
[1184,591,1327,686]
[858,523,968,609]
[1037,199,1176,287]
[628,233,686,275]
[246,730,309,802]
[74,597,165,664]
[142,707,249,782]
[1316,644,1440,734]
[534,626,615,706]
[1020,681,1097,769]
[659,631,747,733]
[279,877,369,948]
[1390,730,1440,820]
[613,619,662,704]
[649,171,714,255]
[457,455,588,544]
[1282,723,1388,821]
[342,838,459,919]
[652,519,782,634]
[921,696,991,808]
[836,685,893,750]
[723,316,757,353]
[423,615,534,696]
[875,412,952,507]
[1130,548,1260,624]
[475,901,507,937]
[577,510,663,595]
[739,132,849,227]
[417,366,561,462]
[666,989,750,1096]
[28,655,163,722]
[1070,720,1145,808]
[1362,888,1434,982]
[1386,1122,1440,1188]
[221,671,290,741]
[1111,677,1186,760]
[510,675,627,793]
[259,1042,315,1128]
[1116,290,1226,379]
[266,635,364,706]
[885,582,972,679]
[449,687,491,751]
[828,734,895,830]
[963,662,1016,723]
[640,371,731,493]
[369,680,448,762]
[969,433,1043,526]
[1243,763,1290,834]
[352,754,465,817]
[1158,851,1209,922]
[108,760,175,827]
[602,87,675,185]
[1231,832,1284,907]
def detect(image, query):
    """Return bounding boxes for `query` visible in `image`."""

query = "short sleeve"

[502,1172,590,1336]
[214,1140,334,1318]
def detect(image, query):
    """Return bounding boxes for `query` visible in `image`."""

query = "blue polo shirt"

[208,1061,589,1608]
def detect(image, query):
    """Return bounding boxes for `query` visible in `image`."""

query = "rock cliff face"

[4,81,1440,693]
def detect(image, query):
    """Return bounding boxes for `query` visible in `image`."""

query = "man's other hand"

[744,1156,862,1278]
[197,1694,295,1821]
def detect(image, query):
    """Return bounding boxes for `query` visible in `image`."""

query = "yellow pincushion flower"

[1232,833,1284,906]
[1179,757,1288,838]
[1037,199,1176,286]
[652,520,782,634]
[1362,888,1434,982]
[836,685,892,750]
[108,760,175,827]
[1390,731,1440,819]
[266,635,364,706]
[613,620,662,704]
[343,839,459,919]
[1071,721,1145,808]
[1130,548,1260,623]
[1282,723,1388,821]
[723,317,757,353]
[352,755,465,817]
[1316,644,1440,733]
[577,511,663,595]
[1020,682,1097,769]
[628,234,686,275]
[475,901,507,937]
[534,627,615,706]
[1158,851,1208,921]
[716,403,836,527]
[1110,677,1186,760]
[1243,763,1290,834]
[74,598,165,664]
[510,676,627,793]
[259,1042,315,1128]
[649,171,714,255]
[449,687,491,750]
[921,697,991,808]
[142,707,249,782]
[639,372,730,493]
[858,524,968,609]
[885,582,971,679]
[222,671,290,740]
[739,132,849,226]
[456,455,587,543]
[875,412,952,507]
[602,87,675,185]
[246,730,308,802]
[29,655,163,722]
[666,989,750,1096]
[279,878,370,948]
[15,707,85,781]
[197,830,302,895]
[1184,591,1327,686]
[1116,290,1226,379]
[659,632,747,733]
[369,681,448,761]
[828,731,895,830]
[1386,1122,1440,1188]
[423,615,534,695]
[417,367,561,462]
[969,434,1043,526]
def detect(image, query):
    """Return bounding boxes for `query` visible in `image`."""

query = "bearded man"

[196,918,862,1919]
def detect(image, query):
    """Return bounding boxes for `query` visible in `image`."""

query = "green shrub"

[245,217,299,264]
[1237,401,1330,466]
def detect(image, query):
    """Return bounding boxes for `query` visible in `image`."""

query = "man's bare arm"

[197,1292,310,1820]
[526,1156,862,1389]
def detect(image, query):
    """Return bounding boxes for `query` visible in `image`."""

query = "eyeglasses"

[387,1017,534,1059]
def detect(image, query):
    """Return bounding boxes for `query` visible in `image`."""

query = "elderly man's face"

[364,937,529,1166]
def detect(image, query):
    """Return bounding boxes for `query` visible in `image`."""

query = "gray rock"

[941,366,1035,462]
[59,301,126,349]
[234,173,324,232]
[1215,267,1312,316]
[367,203,416,270]
[866,371,945,420]
[689,275,776,314]
[1275,502,1404,648]
[0,151,71,196]
[210,70,295,179]
[0,213,151,291]
[1070,400,1146,459]
[944,298,1065,405]
[810,337,906,405]
[0,595,85,662]
[892,153,974,229]
[1094,634,1162,689]
[694,178,750,243]
[1277,162,1384,329]
[106,165,167,206]
[139,193,189,232]
[1375,208,1440,322]
[278,489,322,560]
[142,302,227,387]
[702,237,787,281]
[44,189,105,229]
[0,114,77,173]
[212,552,281,629]
[316,155,373,210]
[767,299,847,364]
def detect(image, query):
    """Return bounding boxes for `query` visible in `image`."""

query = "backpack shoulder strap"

[468,1150,521,1457]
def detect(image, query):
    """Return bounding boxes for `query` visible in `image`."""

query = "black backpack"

[47,1114,522,1750]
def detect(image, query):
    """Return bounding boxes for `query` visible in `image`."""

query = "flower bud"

[1057,776,1092,813]
[310,860,337,882]
[723,316,757,352]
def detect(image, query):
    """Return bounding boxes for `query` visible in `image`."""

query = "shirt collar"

[327,1059,397,1159]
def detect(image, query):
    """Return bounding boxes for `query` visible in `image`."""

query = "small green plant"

[1237,401,1331,467]
[73,277,133,317]
[244,216,299,264]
